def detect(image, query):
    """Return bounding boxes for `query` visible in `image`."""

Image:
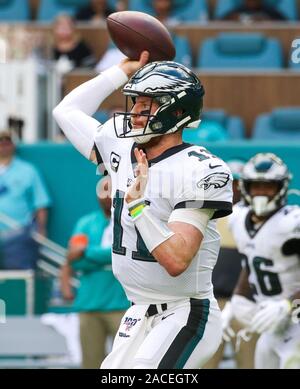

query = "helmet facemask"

[239,153,291,217]
[241,180,288,217]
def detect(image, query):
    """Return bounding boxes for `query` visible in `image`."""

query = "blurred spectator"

[0,26,47,62]
[205,159,258,369]
[52,14,96,72]
[152,1,193,66]
[75,0,115,23]
[60,176,129,368]
[116,0,128,12]
[0,130,51,269]
[151,0,179,24]
[221,0,286,22]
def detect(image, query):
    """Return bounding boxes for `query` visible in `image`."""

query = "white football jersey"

[94,117,233,304]
[229,204,300,302]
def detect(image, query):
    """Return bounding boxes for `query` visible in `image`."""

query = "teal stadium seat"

[0,0,29,21]
[198,33,283,70]
[128,0,208,22]
[183,109,245,144]
[252,107,300,140]
[128,0,152,14]
[107,0,119,9]
[93,110,109,124]
[183,121,229,143]
[202,110,245,139]
[37,0,88,21]
[214,0,298,21]
[172,34,192,67]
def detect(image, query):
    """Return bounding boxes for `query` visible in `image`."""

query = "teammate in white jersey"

[53,52,233,368]
[223,153,300,368]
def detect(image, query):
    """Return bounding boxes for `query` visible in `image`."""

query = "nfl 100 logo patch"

[124,316,141,332]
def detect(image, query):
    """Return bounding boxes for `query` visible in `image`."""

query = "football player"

[53,52,233,368]
[223,153,300,369]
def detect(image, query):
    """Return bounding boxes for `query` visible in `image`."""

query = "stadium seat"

[170,0,208,22]
[202,109,245,139]
[197,33,283,70]
[107,0,119,9]
[0,0,29,21]
[93,110,109,124]
[266,0,299,20]
[173,34,192,67]
[183,109,245,143]
[128,0,208,22]
[252,107,300,140]
[37,0,87,21]
[214,0,298,21]
[183,121,229,143]
[128,0,152,14]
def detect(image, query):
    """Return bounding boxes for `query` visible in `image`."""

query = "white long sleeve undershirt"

[52,65,128,159]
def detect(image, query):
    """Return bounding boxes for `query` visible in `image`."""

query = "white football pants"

[101,297,222,369]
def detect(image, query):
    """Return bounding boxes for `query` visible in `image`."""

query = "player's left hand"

[125,147,149,204]
[249,299,291,334]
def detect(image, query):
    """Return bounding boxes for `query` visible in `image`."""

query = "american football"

[106,11,176,62]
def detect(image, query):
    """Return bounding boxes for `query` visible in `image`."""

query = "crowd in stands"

[0,0,298,22]
[52,13,96,69]
[0,1,299,72]
[0,0,298,142]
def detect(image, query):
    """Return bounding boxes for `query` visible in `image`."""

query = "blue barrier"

[17,141,300,245]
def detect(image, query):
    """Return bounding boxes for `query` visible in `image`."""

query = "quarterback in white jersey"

[53,52,233,368]
[223,153,300,369]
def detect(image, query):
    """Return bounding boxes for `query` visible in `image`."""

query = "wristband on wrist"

[127,198,174,252]
[128,198,147,219]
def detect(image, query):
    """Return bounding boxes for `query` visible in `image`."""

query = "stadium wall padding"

[17,142,300,246]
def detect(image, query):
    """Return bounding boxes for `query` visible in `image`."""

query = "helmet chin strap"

[133,125,162,144]
[252,196,277,217]
[134,134,157,144]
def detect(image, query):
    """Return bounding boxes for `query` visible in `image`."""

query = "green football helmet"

[113,61,205,144]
